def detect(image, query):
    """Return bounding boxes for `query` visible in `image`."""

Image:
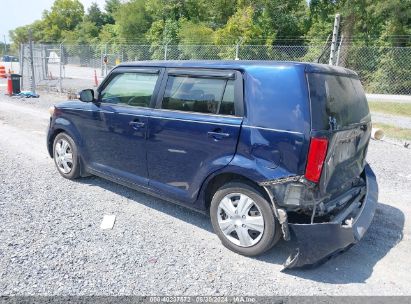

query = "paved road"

[0,95,410,295]
[371,112,411,129]
[366,94,411,103]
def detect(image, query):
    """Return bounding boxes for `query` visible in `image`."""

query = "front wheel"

[210,182,281,256]
[53,132,80,180]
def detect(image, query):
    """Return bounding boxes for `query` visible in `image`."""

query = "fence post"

[105,44,108,76]
[20,44,24,90]
[59,43,63,92]
[28,30,36,94]
[335,35,344,66]
[100,46,104,77]
[329,13,341,65]
[164,44,168,60]
[41,44,47,80]
[235,43,240,60]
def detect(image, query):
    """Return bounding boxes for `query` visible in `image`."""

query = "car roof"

[116,60,358,77]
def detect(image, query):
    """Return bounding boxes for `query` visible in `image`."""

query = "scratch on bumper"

[283,164,378,269]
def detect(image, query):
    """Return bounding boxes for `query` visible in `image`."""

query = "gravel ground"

[0,92,410,296]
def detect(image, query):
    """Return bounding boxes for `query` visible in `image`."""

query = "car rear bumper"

[283,164,378,269]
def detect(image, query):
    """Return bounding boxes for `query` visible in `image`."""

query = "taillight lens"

[305,137,329,183]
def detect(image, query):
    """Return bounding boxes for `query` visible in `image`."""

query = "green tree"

[207,0,237,27]
[85,2,106,29]
[373,0,411,47]
[145,19,180,59]
[9,20,47,44]
[104,0,121,24]
[62,21,99,44]
[115,0,151,42]
[305,0,335,44]
[177,19,215,59]
[42,0,84,42]
[214,6,262,45]
[177,19,214,44]
[99,24,120,43]
[145,0,187,21]
[262,0,308,44]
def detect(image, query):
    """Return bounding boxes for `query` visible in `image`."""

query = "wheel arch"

[200,172,271,212]
[48,117,83,158]
[48,126,88,177]
[47,128,66,157]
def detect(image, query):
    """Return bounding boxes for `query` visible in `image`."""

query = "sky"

[0,0,107,42]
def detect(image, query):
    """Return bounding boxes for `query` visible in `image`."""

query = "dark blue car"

[47,61,378,268]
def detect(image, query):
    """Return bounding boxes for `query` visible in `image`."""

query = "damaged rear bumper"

[284,164,378,269]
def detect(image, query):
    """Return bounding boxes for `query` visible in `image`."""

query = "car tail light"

[305,137,329,183]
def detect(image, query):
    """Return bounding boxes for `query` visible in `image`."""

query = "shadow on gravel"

[77,176,213,233]
[263,202,404,284]
[76,176,405,282]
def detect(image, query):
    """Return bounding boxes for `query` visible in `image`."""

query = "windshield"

[307,73,370,130]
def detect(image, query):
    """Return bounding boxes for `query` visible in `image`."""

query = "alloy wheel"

[54,138,73,174]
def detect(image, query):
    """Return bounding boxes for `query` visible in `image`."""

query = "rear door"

[307,72,371,196]
[146,68,243,203]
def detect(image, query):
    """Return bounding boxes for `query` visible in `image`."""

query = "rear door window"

[161,76,236,116]
[307,73,370,130]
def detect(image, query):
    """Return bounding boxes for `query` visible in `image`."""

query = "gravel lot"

[0,91,410,296]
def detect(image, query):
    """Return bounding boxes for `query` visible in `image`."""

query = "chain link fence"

[18,43,411,96]
[11,42,411,141]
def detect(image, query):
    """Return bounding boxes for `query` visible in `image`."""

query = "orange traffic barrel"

[6,74,13,95]
[0,65,6,78]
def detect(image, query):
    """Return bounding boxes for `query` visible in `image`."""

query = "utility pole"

[329,13,341,66]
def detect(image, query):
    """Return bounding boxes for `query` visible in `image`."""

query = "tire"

[52,132,80,180]
[210,182,281,256]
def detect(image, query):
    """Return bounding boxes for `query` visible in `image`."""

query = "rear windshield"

[307,73,370,130]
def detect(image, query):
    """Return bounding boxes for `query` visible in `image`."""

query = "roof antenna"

[316,34,331,63]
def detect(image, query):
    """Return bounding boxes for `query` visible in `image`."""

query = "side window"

[161,75,236,115]
[100,72,158,107]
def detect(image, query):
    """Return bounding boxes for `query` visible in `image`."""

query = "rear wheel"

[53,132,80,180]
[210,182,281,256]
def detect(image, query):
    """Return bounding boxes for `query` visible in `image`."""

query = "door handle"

[129,120,145,129]
[207,130,230,140]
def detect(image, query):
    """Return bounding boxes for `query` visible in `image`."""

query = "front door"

[84,68,162,185]
[146,69,244,203]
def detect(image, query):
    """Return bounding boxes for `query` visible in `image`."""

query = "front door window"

[100,72,159,107]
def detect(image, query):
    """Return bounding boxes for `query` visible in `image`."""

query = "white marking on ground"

[100,215,116,230]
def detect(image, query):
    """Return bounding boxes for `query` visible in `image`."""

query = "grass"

[373,123,411,141]
[368,101,411,117]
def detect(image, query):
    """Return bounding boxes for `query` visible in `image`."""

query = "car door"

[146,68,244,203]
[83,67,162,186]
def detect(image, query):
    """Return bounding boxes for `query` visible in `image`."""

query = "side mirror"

[79,89,95,102]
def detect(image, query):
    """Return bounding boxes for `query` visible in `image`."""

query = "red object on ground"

[94,70,99,87]
[6,74,13,96]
